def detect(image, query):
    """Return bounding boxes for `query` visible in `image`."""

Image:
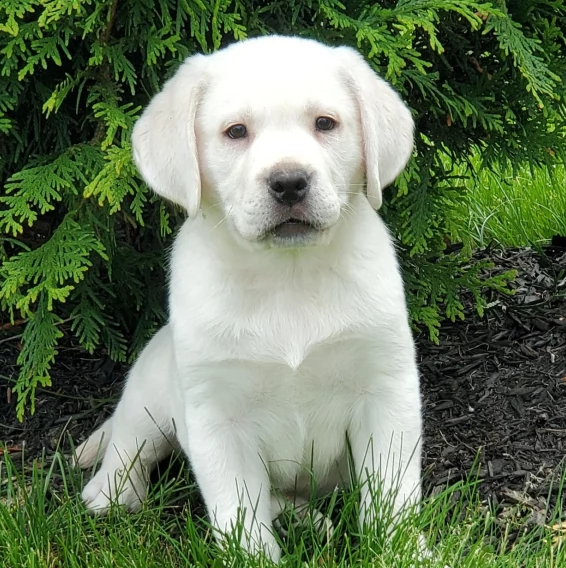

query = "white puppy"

[75,35,421,562]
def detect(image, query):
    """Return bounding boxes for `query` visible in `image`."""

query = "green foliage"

[1,0,565,417]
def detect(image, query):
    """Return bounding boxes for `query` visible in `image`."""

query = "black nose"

[268,170,309,206]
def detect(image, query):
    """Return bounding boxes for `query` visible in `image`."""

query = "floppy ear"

[131,54,207,218]
[339,47,414,210]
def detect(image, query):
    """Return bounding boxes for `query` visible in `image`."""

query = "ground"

[421,245,566,530]
[1,246,565,534]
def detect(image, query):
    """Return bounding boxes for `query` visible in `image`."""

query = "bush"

[1,0,565,418]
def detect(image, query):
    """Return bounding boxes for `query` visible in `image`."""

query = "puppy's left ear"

[339,47,414,210]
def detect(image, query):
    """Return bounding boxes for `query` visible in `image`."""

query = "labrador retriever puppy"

[74,35,421,562]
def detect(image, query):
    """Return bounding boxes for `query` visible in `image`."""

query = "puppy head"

[132,36,414,248]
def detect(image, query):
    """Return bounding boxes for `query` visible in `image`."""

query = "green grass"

[453,162,566,248]
[1,448,565,567]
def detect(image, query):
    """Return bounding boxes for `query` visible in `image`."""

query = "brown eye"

[226,124,247,139]
[315,116,336,131]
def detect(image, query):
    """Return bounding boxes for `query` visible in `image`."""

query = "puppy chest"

[192,347,374,487]
[264,382,352,489]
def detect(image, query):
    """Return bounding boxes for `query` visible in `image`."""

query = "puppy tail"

[72,417,113,469]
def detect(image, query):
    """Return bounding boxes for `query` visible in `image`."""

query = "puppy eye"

[226,124,247,139]
[315,116,336,132]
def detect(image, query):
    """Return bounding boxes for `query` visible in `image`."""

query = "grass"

[1,447,565,567]
[453,161,566,248]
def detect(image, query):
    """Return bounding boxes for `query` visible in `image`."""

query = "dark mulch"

[1,246,565,525]
[421,245,566,524]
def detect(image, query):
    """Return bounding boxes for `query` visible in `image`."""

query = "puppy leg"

[348,367,422,534]
[77,326,178,514]
[73,417,113,469]
[182,409,280,562]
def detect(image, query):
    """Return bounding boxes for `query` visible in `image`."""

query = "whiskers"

[339,201,356,222]
[334,183,366,190]
[333,184,365,222]
[333,183,367,199]
[209,205,233,232]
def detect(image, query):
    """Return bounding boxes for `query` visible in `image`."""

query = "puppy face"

[132,36,414,249]
[196,39,364,248]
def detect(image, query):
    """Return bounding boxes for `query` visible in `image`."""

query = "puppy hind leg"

[271,494,334,539]
[80,401,176,514]
[80,327,178,514]
[72,417,113,469]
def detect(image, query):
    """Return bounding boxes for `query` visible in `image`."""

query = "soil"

[1,245,565,529]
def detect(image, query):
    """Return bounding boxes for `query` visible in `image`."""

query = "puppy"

[75,35,421,562]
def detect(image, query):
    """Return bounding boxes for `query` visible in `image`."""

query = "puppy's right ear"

[132,54,207,218]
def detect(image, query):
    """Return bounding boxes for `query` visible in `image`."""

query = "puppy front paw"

[244,526,282,564]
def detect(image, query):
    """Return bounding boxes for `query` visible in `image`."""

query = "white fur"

[75,36,421,562]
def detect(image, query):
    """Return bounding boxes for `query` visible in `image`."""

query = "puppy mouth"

[270,218,318,239]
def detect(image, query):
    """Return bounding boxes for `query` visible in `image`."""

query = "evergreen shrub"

[1,0,565,417]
